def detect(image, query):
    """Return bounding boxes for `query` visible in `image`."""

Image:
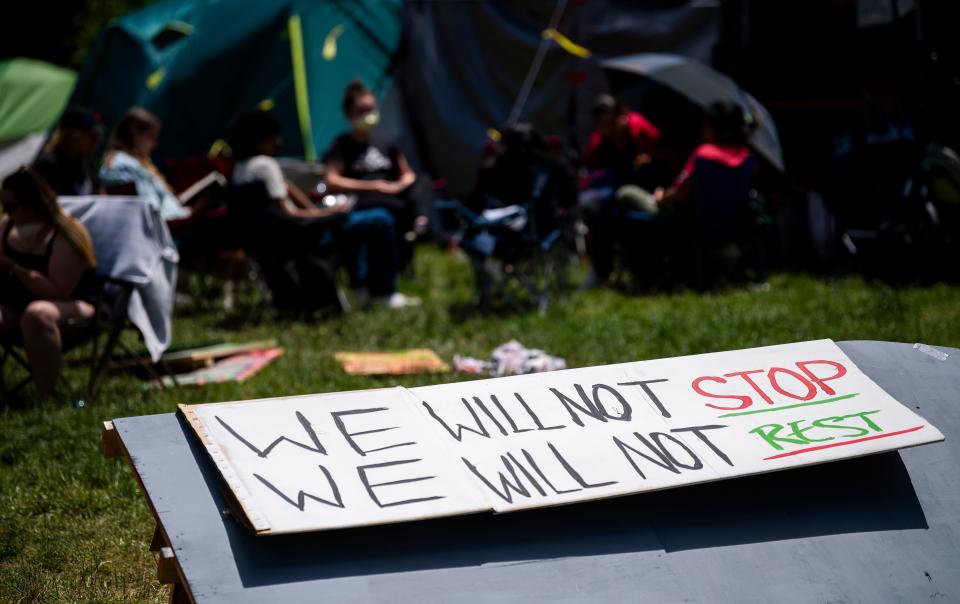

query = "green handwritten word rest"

[749,410,883,451]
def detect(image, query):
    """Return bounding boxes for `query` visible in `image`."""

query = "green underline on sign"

[718,393,860,418]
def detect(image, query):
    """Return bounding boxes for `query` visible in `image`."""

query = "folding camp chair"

[173,205,272,314]
[224,182,348,315]
[434,200,573,312]
[609,157,766,291]
[687,158,766,289]
[0,273,156,403]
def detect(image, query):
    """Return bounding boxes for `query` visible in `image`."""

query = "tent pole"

[288,13,317,161]
[506,0,568,125]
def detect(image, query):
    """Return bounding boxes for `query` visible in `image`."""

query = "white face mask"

[353,110,380,133]
[16,222,46,239]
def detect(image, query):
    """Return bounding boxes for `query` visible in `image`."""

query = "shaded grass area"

[2,247,959,602]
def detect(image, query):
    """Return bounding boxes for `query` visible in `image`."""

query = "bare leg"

[19,300,95,399]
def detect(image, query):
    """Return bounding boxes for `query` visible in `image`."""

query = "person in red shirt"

[655,101,755,213]
[582,94,661,179]
[582,101,756,289]
[644,101,758,287]
[580,95,665,288]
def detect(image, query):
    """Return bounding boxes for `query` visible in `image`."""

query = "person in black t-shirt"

[33,107,104,197]
[228,110,420,310]
[323,80,421,268]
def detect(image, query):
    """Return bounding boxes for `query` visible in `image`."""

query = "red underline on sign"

[763,425,926,460]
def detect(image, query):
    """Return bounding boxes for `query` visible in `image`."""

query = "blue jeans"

[332,208,399,296]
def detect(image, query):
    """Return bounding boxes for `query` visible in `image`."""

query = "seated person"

[323,79,424,268]
[582,94,661,185]
[99,107,191,221]
[467,123,575,244]
[33,107,104,196]
[228,110,419,309]
[580,95,663,288]
[603,102,756,287]
[583,102,755,288]
[654,101,756,234]
[0,168,97,401]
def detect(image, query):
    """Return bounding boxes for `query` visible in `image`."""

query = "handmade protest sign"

[181,388,489,534]
[181,339,944,535]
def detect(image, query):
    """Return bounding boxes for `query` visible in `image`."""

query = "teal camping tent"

[71,0,403,161]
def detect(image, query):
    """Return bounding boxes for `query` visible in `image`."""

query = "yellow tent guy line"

[542,28,591,58]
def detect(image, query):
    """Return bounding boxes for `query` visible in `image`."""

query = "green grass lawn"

[2,247,960,602]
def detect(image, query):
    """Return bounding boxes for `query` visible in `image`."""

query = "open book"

[177,171,227,206]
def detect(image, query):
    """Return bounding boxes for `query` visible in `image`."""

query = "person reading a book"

[228,110,420,309]
[0,168,97,400]
[99,107,193,221]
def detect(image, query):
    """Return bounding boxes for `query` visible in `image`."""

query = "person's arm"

[655,183,691,206]
[271,194,352,220]
[656,153,697,207]
[655,169,693,206]
[0,234,86,300]
[245,156,347,219]
[324,160,394,194]
[286,180,317,210]
[394,152,417,191]
[284,179,354,218]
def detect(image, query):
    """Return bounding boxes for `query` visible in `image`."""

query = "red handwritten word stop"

[691,360,848,411]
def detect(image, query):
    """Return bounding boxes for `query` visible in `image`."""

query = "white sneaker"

[376,292,422,309]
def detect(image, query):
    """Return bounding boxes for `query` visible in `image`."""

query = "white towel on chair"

[60,195,178,362]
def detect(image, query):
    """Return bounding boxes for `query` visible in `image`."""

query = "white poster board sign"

[182,388,488,534]
[181,340,944,535]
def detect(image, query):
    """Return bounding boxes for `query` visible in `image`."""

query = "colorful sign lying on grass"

[152,348,284,389]
[334,348,450,375]
[180,339,944,535]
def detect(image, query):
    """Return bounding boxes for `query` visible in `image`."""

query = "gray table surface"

[113,340,960,603]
